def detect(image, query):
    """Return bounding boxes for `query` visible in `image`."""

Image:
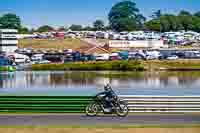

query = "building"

[0,29,18,53]
[109,40,165,49]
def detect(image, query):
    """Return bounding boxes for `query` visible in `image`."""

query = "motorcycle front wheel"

[116,101,129,117]
[85,102,99,117]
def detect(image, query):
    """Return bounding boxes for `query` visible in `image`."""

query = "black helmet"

[104,84,111,91]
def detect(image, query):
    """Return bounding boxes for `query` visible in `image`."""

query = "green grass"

[0,66,16,72]
[18,38,90,50]
[31,60,200,71]
[31,61,145,71]
[143,60,200,71]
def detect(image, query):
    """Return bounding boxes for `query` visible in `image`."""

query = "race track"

[0,114,200,126]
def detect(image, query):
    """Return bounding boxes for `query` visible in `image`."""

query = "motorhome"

[184,31,198,40]
[96,32,109,39]
[85,31,96,38]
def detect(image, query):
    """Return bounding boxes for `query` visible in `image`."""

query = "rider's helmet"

[104,84,112,92]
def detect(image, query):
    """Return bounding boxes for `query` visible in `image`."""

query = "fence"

[0,95,200,113]
[0,96,92,113]
[123,95,200,113]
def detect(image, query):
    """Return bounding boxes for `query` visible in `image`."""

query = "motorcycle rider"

[96,84,116,112]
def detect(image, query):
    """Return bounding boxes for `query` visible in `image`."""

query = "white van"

[95,53,109,61]
[7,53,30,64]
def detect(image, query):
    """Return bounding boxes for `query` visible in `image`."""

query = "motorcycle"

[85,88,129,117]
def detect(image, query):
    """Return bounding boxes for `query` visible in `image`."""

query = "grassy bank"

[32,61,145,71]
[144,60,200,71]
[18,38,90,50]
[31,60,200,71]
[0,66,16,72]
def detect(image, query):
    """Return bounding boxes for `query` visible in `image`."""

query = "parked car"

[118,51,129,60]
[43,54,63,62]
[80,54,96,61]
[0,56,12,66]
[32,60,51,64]
[109,53,122,61]
[31,54,44,61]
[166,55,179,60]
[184,51,200,59]
[145,50,161,60]
[64,55,74,62]
[128,52,146,60]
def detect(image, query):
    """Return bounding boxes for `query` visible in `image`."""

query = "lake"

[0,71,200,96]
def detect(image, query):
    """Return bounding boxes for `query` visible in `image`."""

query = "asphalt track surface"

[0,114,200,126]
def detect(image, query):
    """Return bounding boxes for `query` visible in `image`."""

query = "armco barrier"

[0,95,200,113]
[0,96,93,113]
[122,95,200,113]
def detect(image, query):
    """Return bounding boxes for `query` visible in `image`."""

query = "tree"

[151,10,162,19]
[108,0,144,32]
[37,25,54,32]
[104,25,111,31]
[194,11,200,18]
[83,26,93,31]
[19,27,29,34]
[191,16,200,32]
[69,24,83,31]
[93,20,105,31]
[178,11,193,31]
[179,10,191,16]
[136,14,146,29]
[0,13,21,29]
[165,14,183,31]
[145,19,161,31]
[159,15,170,32]
[146,10,200,32]
[30,28,35,34]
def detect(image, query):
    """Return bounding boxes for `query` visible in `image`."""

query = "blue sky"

[0,0,200,29]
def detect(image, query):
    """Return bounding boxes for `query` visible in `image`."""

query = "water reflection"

[0,71,200,95]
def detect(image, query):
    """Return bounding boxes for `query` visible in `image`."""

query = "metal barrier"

[122,95,200,113]
[0,95,200,113]
[0,96,92,113]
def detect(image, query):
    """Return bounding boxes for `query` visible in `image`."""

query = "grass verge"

[0,66,16,72]
[31,60,200,71]
[31,60,145,71]
[144,60,200,70]
[18,38,90,50]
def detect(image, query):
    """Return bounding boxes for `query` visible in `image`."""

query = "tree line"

[1,0,200,33]
[146,10,200,32]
